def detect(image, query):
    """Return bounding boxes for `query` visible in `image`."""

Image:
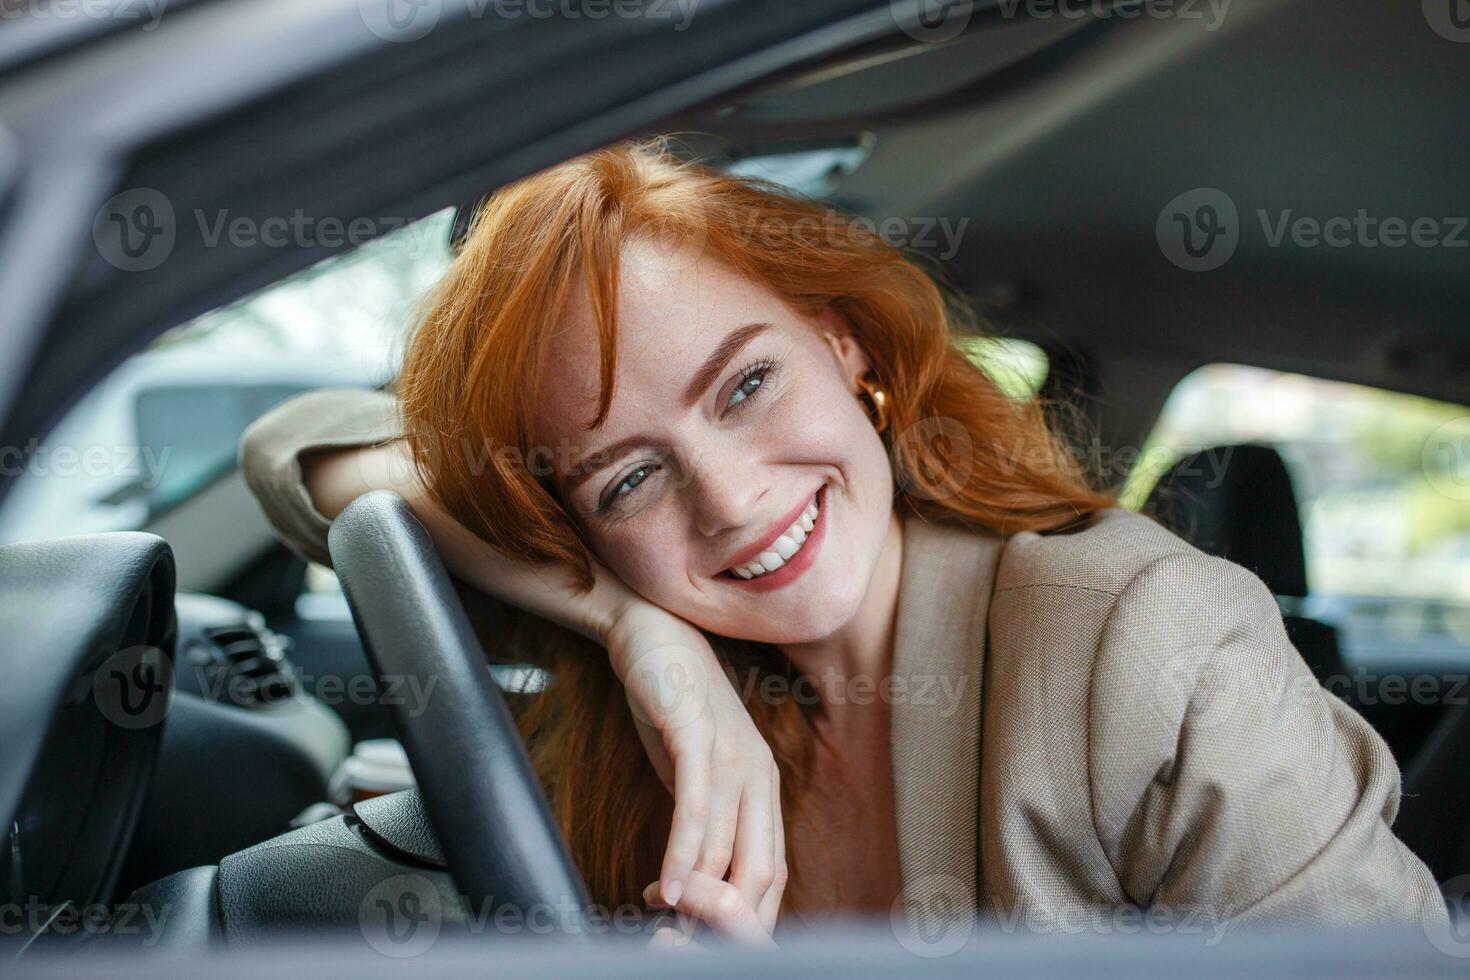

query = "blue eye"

[601,463,657,512]
[728,359,776,409]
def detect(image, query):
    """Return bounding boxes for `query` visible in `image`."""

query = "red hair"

[396,137,1110,912]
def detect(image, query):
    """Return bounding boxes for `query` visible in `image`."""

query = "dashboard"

[0,532,176,948]
[0,533,350,953]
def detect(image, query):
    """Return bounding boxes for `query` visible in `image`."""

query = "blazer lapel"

[889,514,1003,908]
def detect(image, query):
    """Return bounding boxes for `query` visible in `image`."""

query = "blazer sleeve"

[237,386,404,569]
[1088,550,1448,930]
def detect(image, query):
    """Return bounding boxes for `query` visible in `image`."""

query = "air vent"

[194,620,296,707]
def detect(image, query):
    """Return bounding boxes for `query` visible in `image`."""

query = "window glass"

[958,336,1049,401]
[0,209,455,544]
[1123,364,1470,655]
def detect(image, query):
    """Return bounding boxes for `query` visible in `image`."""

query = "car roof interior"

[2,0,1466,486]
[653,0,1470,449]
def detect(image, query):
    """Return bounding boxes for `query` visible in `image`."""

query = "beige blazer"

[239,388,1448,936]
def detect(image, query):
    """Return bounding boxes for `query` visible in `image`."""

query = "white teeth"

[729,492,823,580]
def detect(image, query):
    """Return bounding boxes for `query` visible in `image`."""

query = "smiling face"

[529,236,896,645]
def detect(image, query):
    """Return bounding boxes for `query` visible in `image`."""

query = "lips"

[723,490,817,573]
[720,486,828,592]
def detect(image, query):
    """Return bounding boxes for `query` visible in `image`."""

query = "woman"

[240,138,1445,945]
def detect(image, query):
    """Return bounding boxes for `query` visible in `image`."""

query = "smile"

[721,487,827,591]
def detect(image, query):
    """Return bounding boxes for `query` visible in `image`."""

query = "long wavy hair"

[395,137,1111,913]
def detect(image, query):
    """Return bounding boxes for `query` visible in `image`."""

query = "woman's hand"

[607,601,787,932]
[302,439,787,929]
[642,871,778,949]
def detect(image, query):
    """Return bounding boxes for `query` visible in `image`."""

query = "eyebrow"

[559,321,772,498]
[682,321,771,408]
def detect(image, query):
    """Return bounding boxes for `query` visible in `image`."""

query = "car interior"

[0,0,1467,972]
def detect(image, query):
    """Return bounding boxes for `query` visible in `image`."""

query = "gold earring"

[856,371,889,434]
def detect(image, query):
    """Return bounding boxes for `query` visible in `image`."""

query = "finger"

[727,773,775,915]
[674,870,773,946]
[660,735,712,905]
[642,880,670,909]
[756,766,786,933]
[648,911,701,952]
[691,766,740,883]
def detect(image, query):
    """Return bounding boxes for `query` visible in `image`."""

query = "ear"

[816,306,872,389]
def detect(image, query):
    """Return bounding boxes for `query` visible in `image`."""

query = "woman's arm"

[1094,550,1448,929]
[299,436,633,644]
[239,388,786,921]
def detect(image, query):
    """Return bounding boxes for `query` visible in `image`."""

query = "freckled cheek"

[591,526,691,602]
[768,377,875,462]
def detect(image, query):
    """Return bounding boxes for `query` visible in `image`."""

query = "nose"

[681,443,766,539]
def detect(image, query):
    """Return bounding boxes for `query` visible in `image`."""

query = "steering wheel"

[328,491,589,933]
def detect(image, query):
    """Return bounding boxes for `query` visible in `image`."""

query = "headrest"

[1145,443,1308,597]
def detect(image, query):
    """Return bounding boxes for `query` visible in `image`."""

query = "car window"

[0,209,456,545]
[960,336,1049,400]
[1123,363,1470,663]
